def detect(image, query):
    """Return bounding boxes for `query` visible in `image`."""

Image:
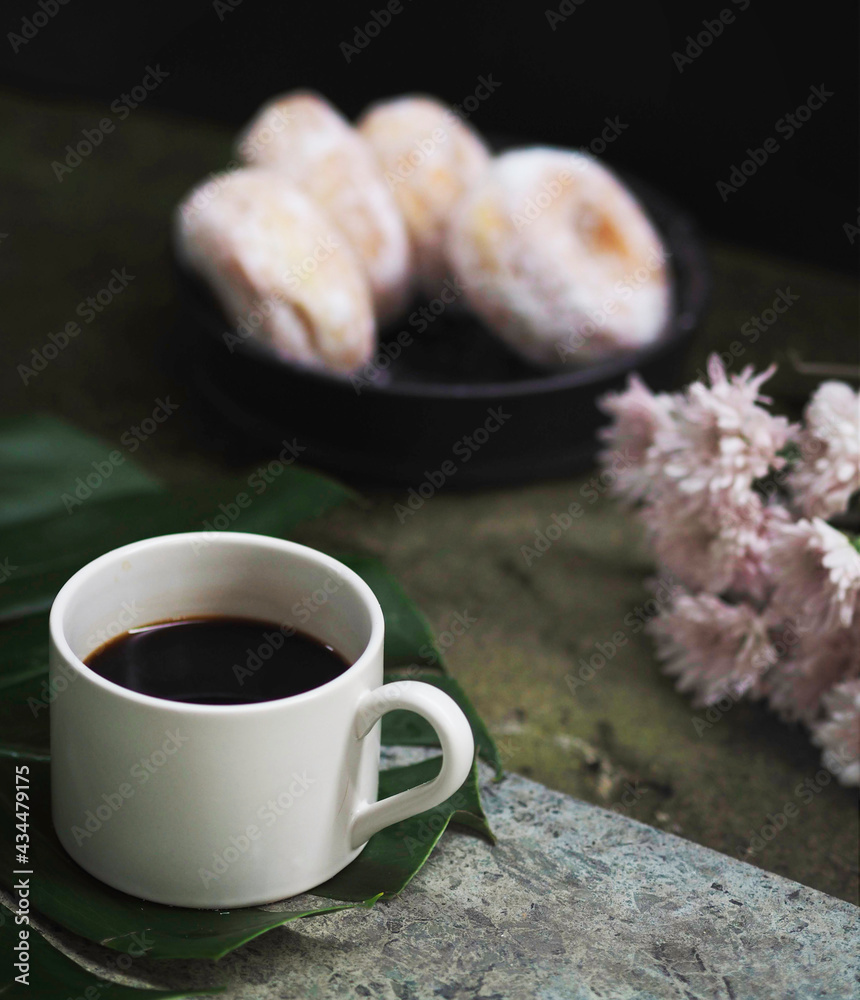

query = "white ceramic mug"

[49,532,474,908]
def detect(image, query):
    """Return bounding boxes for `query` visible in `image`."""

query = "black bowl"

[175,173,708,489]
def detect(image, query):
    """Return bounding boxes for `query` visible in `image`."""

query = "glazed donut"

[357,95,491,295]
[234,91,411,323]
[175,168,375,374]
[445,148,671,366]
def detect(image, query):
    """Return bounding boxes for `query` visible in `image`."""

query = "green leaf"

[0,754,491,960]
[0,418,499,970]
[381,672,503,778]
[0,755,492,961]
[0,469,354,622]
[0,613,52,760]
[0,675,49,760]
[0,612,49,691]
[331,554,502,774]
[315,756,494,902]
[0,757,377,961]
[0,414,161,529]
[0,904,219,998]
[334,554,443,671]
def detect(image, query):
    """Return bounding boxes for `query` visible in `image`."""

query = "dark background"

[0,0,857,274]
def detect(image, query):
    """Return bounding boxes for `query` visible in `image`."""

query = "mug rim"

[49,531,386,716]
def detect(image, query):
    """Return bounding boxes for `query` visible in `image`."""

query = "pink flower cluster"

[599,359,860,785]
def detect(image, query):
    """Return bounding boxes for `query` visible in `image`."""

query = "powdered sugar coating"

[235,91,412,322]
[446,147,671,366]
[358,95,491,295]
[174,168,375,374]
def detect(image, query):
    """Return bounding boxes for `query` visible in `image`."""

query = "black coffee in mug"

[85,616,350,705]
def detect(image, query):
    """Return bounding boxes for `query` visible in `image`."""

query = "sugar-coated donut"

[174,168,375,374]
[234,91,411,323]
[445,148,671,366]
[357,96,491,295]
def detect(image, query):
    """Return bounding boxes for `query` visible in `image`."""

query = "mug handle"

[349,680,475,849]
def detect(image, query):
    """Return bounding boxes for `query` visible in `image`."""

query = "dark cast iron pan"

[174,171,709,490]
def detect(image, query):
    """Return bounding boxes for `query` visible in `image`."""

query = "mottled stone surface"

[18,749,860,999]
